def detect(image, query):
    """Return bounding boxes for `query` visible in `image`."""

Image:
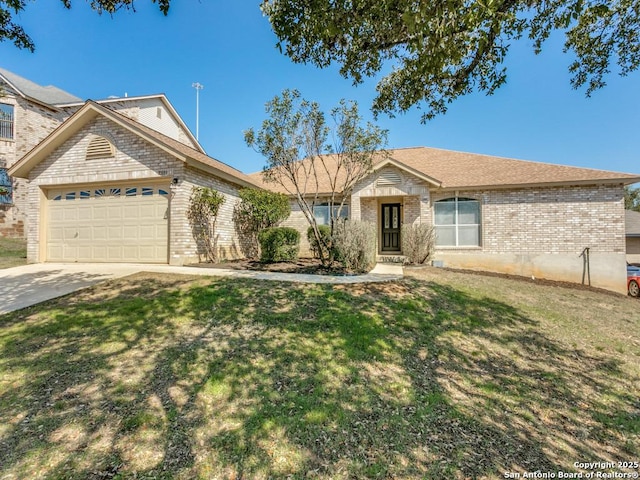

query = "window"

[0,168,12,204]
[0,104,14,140]
[313,203,349,225]
[434,197,481,247]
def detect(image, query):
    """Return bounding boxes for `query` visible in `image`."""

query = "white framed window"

[434,197,481,247]
[0,104,14,140]
[313,203,349,225]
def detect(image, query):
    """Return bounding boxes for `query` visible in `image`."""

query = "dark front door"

[381,203,401,251]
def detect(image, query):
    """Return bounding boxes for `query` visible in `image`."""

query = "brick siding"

[431,184,626,255]
[25,116,246,264]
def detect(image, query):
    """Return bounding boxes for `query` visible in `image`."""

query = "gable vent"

[86,136,114,160]
[377,169,401,186]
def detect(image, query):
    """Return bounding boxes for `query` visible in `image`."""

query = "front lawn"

[0,270,638,479]
[0,236,27,269]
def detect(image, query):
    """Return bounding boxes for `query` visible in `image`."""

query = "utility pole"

[192,82,204,141]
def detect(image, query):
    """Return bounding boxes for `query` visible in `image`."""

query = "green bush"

[258,227,300,262]
[332,221,376,273]
[234,189,291,259]
[401,224,435,265]
[307,225,332,260]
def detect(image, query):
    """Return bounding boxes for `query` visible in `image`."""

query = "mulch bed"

[193,257,350,276]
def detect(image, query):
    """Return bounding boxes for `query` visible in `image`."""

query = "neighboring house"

[8,100,261,265]
[0,67,203,237]
[250,148,640,293]
[0,67,81,236]
[626,210,640,264]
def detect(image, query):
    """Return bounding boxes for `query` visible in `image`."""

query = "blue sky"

[1,1,639,176]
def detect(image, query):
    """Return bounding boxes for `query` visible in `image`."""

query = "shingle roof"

[249,146,640,193]
[626,210,640,237]
[0,67,82,105]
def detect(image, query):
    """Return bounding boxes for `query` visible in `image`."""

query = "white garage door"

[46,184,169,263]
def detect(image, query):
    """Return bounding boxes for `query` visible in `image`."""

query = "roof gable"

[57,94,205,154]
[8,101,262,189]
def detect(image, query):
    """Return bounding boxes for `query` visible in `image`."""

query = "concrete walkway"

[0,262,403,315]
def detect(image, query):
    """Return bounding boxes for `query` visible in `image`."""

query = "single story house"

[626,209,640,264]
[6,76,640,294]
[250,148,640,293]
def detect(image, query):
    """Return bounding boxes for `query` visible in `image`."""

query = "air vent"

[86,136,114,160]
[377,169,401,186]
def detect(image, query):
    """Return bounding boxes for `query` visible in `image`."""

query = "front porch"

[352,193,431,256]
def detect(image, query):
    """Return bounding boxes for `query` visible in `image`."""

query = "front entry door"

[381,203,401,251]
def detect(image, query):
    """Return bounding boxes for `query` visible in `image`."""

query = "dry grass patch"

[0,270,638,479]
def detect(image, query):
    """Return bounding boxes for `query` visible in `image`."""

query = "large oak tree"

[2,1,639,120]
[262,0,640,120]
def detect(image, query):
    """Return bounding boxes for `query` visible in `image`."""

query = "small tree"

[234,188,291,258]
[245,89,388,265]
[186,186,225,263]
[625,186,640,212]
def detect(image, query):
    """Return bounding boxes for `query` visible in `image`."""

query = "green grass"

[0,270,638,479]
[0,236,26,268]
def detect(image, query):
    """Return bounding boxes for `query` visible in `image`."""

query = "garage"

[46,183,169,263]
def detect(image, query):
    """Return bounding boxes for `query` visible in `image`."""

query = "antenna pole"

[192,82,204,141]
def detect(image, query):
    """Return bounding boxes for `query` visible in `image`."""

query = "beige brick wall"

[431,184,625,255]
[173,167,246,264]
[431,184,628,293]
[25,115,246,264]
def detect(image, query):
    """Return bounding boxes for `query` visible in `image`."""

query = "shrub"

[186,187,225,263]
[332,221,376,273]
[258,227,300,262]
[234,189,291,258]
[401,224,435,265]
[307,225,332,260]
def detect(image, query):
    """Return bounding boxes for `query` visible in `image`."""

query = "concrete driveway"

[0,263,151,315]
[0,262,403,315]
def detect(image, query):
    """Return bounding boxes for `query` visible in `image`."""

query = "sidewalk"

[0,262,403,314]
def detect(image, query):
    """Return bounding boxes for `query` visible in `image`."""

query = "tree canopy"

[261,0,640,121]
[625,186,640,211]
[1,0,170,51]
[3,1,638,120]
